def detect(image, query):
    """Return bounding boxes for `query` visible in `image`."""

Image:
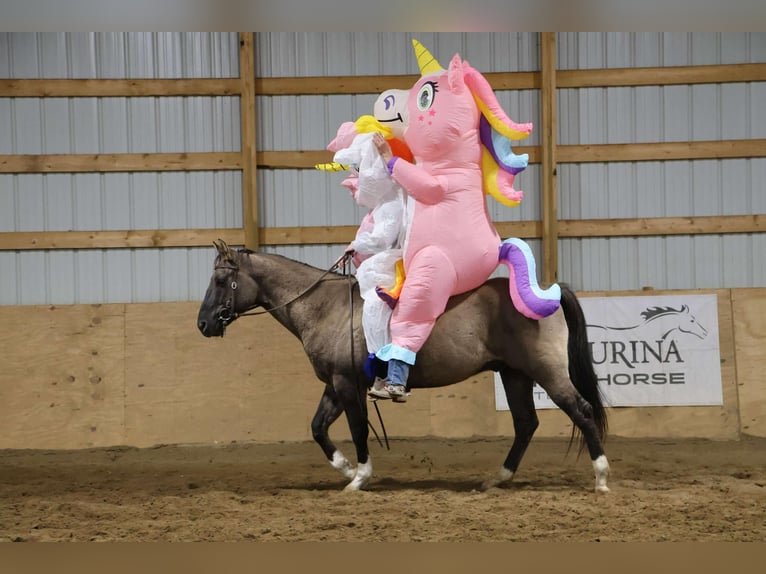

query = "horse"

[196,239,610,493]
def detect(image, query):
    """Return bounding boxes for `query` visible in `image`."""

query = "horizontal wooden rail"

[255,71,540,95]
[0,229,246,250]
[1,139,761,174]
[558,139,766,163]
[258,147,540,169]
[0,153,242,173]
[256,139,764,169]
[0,78,241,98]
[1,64,762,100]
[251,63,764,96]
[560,215,764,238]
[0,215,761,251]
[558,63,766,89]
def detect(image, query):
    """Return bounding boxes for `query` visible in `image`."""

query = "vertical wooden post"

[540,32,558,284]
[239,32,259,250]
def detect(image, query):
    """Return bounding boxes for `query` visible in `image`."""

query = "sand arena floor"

[0,436,764,542]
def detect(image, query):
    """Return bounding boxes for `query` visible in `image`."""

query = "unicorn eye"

[384,95,395,110]
[416,81,437,111]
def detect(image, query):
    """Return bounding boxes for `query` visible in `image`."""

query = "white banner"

[495,294,723,410]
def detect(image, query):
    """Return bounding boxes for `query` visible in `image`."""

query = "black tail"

[558,284,608,450]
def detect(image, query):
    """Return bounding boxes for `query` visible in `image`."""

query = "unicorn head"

[374,88,409,141]
[406,40,533,207]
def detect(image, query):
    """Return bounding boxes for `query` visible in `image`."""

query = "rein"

[215,251,353,326]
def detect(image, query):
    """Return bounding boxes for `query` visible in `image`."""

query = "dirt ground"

[0,436,764,542]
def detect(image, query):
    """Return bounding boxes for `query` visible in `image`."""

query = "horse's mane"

[640,305,687,320]
[236,248,354,280]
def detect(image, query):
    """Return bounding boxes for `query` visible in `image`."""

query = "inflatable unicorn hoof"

[375,285,399,309]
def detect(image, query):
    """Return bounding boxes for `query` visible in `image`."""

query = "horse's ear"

[213,239,236,263]
[447,53,465,93]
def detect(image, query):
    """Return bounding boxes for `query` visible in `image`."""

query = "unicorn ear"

[447,53,465,93]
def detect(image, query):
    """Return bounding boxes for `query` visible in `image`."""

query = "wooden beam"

[0,215,761,251]
[239,33,259,251]
[540,32,558,284]
[558,139,766,163]
[494,221,543,240]
[3,139,761,175]
[2,64,759,100]
[254,139,764,169]
[558,63,766,89]
[257,146,541,170]
[0,78,241,97]
[0,229,246,251]
[254,71,539,96]
[260,226,358,246]
[0,152,241,173]
[560,215,765,238]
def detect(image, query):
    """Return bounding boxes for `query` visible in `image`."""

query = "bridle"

[214,250,354,330]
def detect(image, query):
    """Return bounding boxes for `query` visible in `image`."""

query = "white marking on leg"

[481,467,514,491]
[330,450,357,480]
[592,454,610,493]
[344,458,373,491]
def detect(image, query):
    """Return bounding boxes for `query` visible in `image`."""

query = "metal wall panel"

[555,32,765,291]
[2,32,763,305]
[0,33,240,305]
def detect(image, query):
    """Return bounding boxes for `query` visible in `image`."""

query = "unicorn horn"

[412,39,443,75]
[315,162,349,172]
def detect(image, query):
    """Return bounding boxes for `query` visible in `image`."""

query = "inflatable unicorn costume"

[369,40,562,401]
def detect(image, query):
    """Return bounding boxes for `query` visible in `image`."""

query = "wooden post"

[540,32,558,284]
[239,32,259,250]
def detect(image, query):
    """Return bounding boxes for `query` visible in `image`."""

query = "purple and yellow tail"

[498,238,561,320]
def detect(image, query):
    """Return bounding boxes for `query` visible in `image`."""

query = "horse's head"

[675,305,709,339]
[197,239,258,337]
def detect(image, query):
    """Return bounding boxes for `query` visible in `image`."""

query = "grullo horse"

[197,240,610,493]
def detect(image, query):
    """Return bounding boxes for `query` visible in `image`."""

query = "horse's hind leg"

[311,384,357,481]
[482,368,538,490]
[537,372,610,494]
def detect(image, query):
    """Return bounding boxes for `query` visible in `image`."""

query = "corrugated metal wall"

[0,32,242,304]
[1,32,764,305]
[557,32,766,290]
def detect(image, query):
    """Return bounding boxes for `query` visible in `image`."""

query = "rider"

[326,90,414,401]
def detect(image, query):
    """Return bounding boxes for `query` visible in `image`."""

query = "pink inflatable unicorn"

[369,40,560,401]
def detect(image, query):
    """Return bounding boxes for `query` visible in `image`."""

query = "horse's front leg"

[311,384,357,480]
[333,374,372,491]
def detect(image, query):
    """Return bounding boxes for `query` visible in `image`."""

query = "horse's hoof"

[481,467,513,491]
[343,477,370,492]
[330,451,357,480]
[595,485,611,494]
